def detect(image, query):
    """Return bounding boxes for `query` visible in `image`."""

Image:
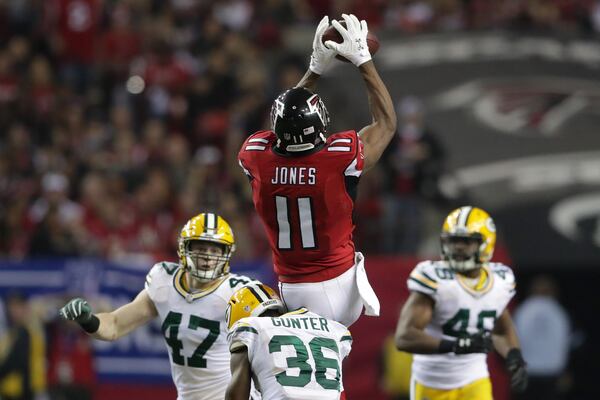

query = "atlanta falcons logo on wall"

[433,77,600,137]
[550,192,600,248]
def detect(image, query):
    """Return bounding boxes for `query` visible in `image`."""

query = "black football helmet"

[270,87,330,153]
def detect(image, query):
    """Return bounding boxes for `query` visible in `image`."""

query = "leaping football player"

[237,14,396,327]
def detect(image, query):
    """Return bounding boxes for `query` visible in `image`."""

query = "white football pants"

[278,252,380,327]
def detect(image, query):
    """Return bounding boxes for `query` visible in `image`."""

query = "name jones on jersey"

[271,166,316,185]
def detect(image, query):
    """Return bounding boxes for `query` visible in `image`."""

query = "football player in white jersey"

[59,213,261,400]
[225,283,352,400]
[395,206,528,400]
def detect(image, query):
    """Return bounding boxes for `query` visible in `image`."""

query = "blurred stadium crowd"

[1,0,600,262]
[1,2,597,400]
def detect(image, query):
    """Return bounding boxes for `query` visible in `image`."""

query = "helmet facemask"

[181,240,232,283]
[441,233,484,272]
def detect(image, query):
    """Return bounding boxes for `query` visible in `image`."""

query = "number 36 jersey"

[407,260,516,389]
[229,308,352,400]
[238,130,365,283]
[145,262,259,400]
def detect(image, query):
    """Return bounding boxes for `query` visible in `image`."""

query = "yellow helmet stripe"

[457,206,473,229]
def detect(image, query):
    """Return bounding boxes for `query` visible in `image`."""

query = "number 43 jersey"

[229,308,352,400]
[145,262,260,400]
[407,260,516,389]
[238,130,365,284]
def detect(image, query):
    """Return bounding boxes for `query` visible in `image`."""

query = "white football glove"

[309,16,337,75]
[324,14,372,67]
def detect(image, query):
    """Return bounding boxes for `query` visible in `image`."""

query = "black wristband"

[438,339,455,353]
[506,348,523,362]
[79,314,100,334]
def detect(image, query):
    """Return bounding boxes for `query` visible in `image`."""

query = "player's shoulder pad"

[326,130,358,153]
[489,262,516,288]
[228,317,259,352]
[226,273,261,290]
[230,318,259,335]
[327,130,364,177]
[408,260,443,295]
[340,328,353,343]
[238,131,275,178]
[217,273,262,300]
[327,130,357,141]
[145,261,178,290]
[240,130,275,152]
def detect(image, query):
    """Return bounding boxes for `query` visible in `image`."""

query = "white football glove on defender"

[309,16,337,75]
[324,14,372,67]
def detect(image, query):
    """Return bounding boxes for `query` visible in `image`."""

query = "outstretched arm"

[324,14,396,171]
[296,16,337,92]
[60,289,157,341]
[296,70,321,92]
[225,348,252,400]
[93,290,157,341]
[357,61,396,171]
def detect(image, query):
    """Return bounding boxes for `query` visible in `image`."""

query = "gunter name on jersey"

[271,166,317,185]
[270,315,330,332]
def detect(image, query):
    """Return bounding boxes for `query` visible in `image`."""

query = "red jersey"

[238,130,364,283]
[54,0,101,63]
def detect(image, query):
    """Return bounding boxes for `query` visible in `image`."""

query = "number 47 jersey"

[229,308,352,400]
[145,262,260,400]
[238,130,365,283]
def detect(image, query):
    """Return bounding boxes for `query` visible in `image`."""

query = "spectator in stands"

[514,275,571,400]
[29,205,80,256]
[46,314,95,400]
[0,292,47,400]
[47,0,102,93]
[29,172,81,227]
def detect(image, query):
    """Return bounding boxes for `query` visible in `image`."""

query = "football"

[322,20,380,62]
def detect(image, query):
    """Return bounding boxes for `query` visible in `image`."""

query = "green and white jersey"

[145,262,260,400]
[229,308,352,400]
[407,260,516,389]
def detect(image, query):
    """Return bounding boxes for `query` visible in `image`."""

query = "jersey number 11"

[276,196,316,250]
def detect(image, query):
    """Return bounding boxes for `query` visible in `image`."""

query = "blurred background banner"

[322,31,600,267]
[0,258,272,384]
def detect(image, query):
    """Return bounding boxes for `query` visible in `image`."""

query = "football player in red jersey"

[238,14,396,327]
